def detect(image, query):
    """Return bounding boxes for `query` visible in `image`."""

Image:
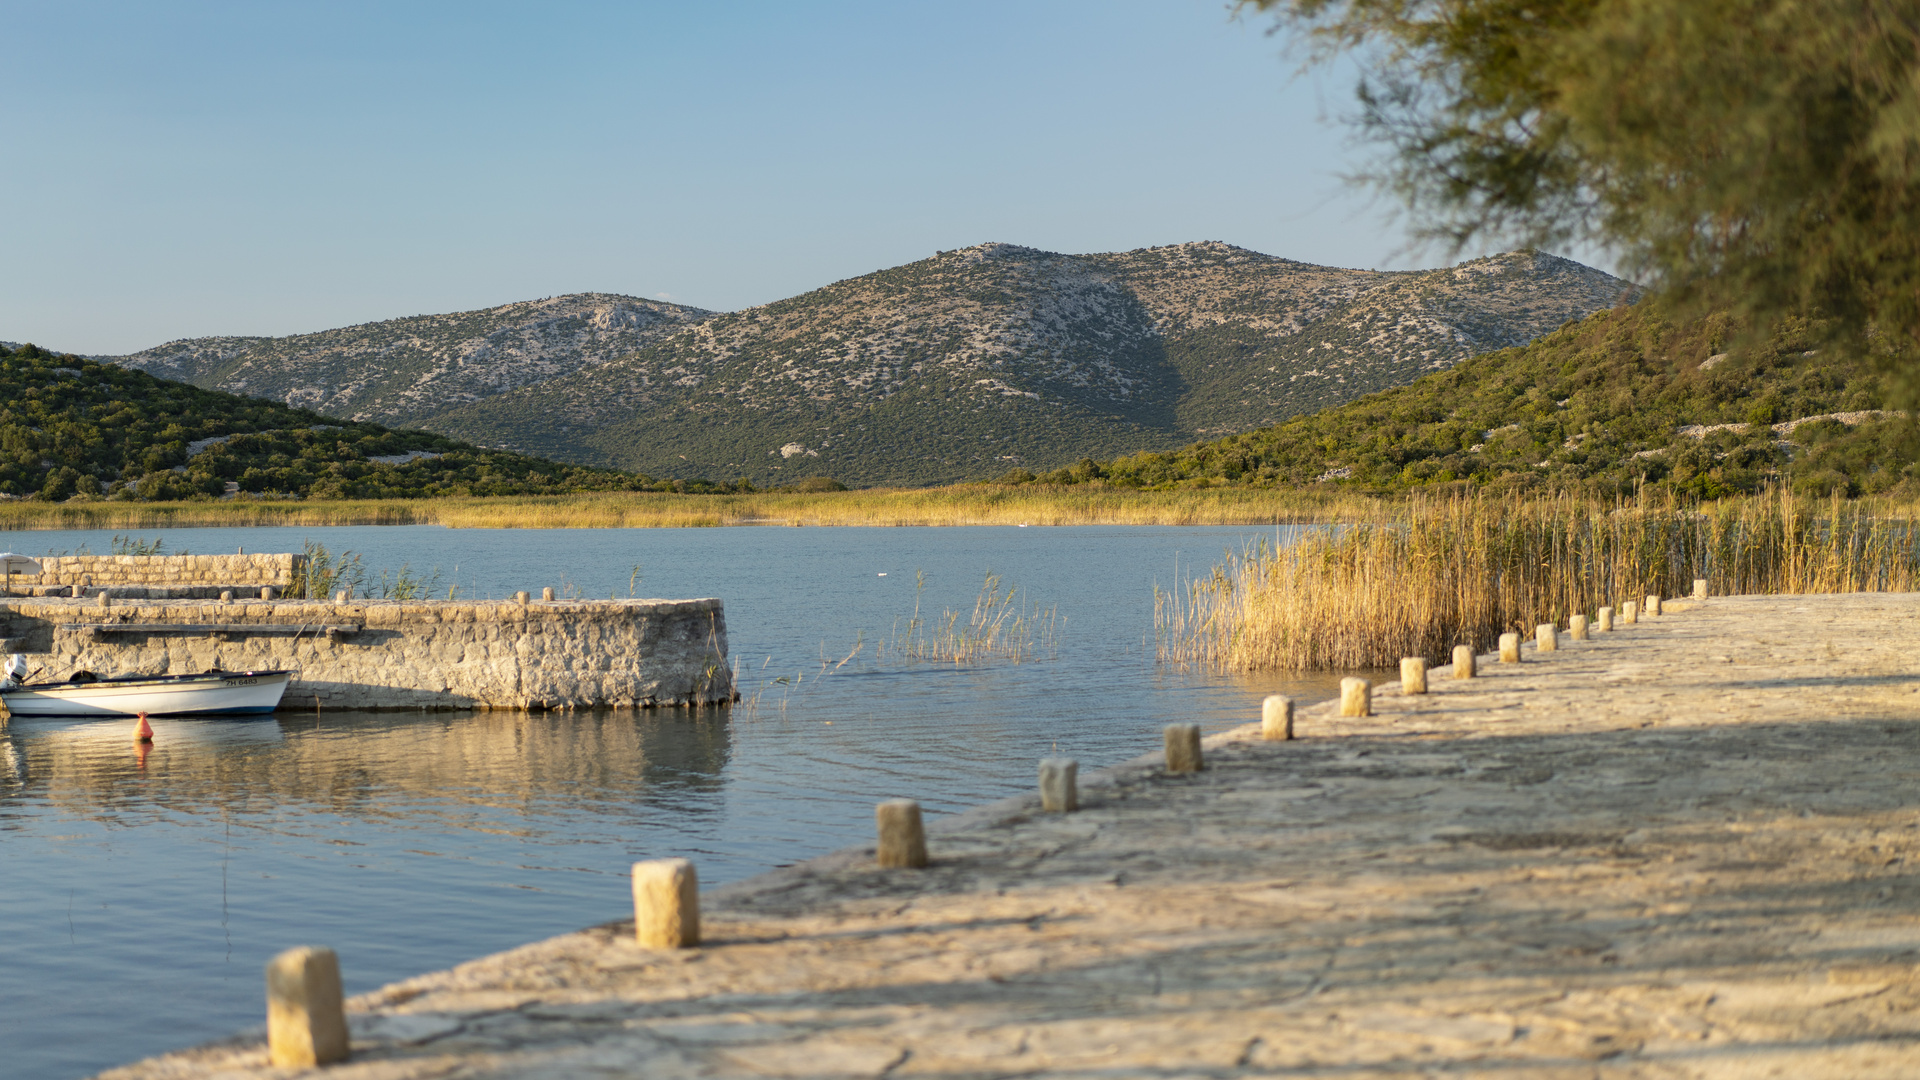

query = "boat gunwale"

[4,669,295,695]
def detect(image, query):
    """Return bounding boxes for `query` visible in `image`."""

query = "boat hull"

[0,671,293,717]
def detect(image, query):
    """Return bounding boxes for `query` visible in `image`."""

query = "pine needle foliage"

[1246,0,1920,372]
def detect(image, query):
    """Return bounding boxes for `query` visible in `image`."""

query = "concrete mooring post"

[1646,594,1663,616]
[1693,578,1709,599]
[1339,677,1372,717]
[1499,632,1521,663]
[1568,614,1589,641]
[1453,644,1476,679]
[1598,606,1614,631]
[260,586,275,601]
[1400,657,1428,694]
[265,946,349,1067]
[631,859,700,949]
[1038,757,1078,811]
[542,586,555,602]
[1261,695,1294,740]
[1164,723,1203,772]
[1537,624,1559,652]
[1622,600,1639,624]
[876,799,929,868]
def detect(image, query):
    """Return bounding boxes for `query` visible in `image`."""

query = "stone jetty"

[100,594,1920,1078]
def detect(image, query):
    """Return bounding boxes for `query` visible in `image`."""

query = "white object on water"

[0,670,292,717]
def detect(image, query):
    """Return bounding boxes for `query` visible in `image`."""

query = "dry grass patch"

[1158,490,1920,671]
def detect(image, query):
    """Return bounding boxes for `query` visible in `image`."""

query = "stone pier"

[99,594,1920,1078]
[0,597,734,710]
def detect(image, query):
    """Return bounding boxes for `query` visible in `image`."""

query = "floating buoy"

[133,711,153,742]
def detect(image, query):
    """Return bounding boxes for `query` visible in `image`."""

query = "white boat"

[0,668,293,717]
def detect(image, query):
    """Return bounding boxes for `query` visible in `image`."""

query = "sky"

[3,0,1510,355]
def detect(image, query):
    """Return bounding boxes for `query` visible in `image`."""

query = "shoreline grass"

[1157,490,1920,671]
[0,486,1394,531]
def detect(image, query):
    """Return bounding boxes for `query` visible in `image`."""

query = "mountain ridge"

[104,241,1635,487]
[109,292,713,428]
[427,241,1634,485]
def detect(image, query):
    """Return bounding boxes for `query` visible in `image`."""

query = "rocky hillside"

[1053,304,1913,499]
[426,242,1633,486]
[107,293,713,428]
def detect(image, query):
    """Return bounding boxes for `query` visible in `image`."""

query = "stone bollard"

[260,586,275,601]
[1453,644,1476,679]
[1262,695,1294,740]
[96,590,111,610]
[1164,723,1203,772]
[630,859,700,948]
[542,586,555,602]
[1400,657,1428,694]
[1622,600,1639,624]
[516,590,531,606]
[68,584,81,598]
[1537,623,1558,652]
[220,590,234,603]
[1038,757,1078,811]
[875,799,928,868]
[1693,578,1709,599]
[1339,677,1372,717]
[1499,632,1521,662]
[1568,614,1589,641]
[1646,594,1662,616]
[1598,606,1614,631]
[334,590,348,604]
[266,946,349,1067]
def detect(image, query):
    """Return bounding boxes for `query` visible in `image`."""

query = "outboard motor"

[4,653,28,686]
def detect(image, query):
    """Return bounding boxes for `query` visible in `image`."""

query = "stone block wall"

[35,554,306,588]
[0,596,734,710]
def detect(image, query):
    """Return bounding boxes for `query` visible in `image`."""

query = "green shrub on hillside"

[1003,305,1917,498]
[0,342,751,500]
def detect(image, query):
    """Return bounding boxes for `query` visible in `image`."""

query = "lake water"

[0,524,1348,1079]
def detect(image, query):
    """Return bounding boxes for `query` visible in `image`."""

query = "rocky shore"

[102,593,1920,1079]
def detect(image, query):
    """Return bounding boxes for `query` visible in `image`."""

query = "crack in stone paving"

[100,594,1920,1079]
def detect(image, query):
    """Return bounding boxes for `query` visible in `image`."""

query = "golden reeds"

[1157,489,1920,671]
[886,571,1059,664]
[0,486,1389,531]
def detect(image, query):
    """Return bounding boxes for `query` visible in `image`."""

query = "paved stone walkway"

[104,595,1920,1079]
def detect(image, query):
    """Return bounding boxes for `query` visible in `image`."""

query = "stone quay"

[0,553,734,709]
[0,596,735,711]
[100,593,1920,1077]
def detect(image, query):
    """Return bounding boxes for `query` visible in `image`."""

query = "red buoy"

[133,711,153,742]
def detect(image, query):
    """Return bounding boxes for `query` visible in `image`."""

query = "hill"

[0,343,736,501]
[421,242,1632,486]
[1038,305,1914,498]
[107,293,713,428]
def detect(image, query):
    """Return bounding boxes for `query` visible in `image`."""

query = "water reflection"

[1,708,733,829]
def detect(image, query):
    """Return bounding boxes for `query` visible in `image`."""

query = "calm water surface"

[0,524,1345,1079]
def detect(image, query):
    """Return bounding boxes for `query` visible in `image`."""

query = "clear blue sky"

[4,0,1477,355]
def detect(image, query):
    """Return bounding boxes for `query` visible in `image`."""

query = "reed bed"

[0,486,1388,531]
[886,571,1060,664]
[1157,490,1920,671]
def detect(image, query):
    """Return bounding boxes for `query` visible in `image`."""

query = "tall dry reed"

[0,486,1388,531]
[1157,490,1920,671]
[886,571,1060,664]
